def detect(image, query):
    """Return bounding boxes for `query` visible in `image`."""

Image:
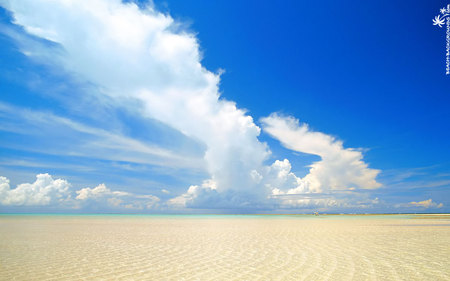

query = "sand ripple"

[0,215,449,280]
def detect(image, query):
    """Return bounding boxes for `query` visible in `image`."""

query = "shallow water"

[0,214,449,280]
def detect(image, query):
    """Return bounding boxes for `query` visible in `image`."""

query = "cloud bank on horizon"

[0,0,441,212]
[0,174,160,211]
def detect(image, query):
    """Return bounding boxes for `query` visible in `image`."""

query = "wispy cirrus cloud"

[0,102,205,170]
[407,199,443,209]
[395,198,444,209]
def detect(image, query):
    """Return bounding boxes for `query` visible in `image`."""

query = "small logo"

[433,5,450,75]
[433,10,448,28]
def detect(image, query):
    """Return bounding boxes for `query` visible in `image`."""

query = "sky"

[0,0,449,214]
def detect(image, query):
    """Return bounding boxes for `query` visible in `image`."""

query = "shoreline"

[1,212,449,216]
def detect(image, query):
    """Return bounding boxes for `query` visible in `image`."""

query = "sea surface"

[0,214,449,280]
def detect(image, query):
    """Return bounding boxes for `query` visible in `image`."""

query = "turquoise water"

[0,213,426,220]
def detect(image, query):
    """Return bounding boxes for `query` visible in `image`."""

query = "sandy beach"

[0,214,449,280]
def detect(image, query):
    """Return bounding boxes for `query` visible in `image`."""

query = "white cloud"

[0,174,160,210]
[0,102,205,170]
[261,113,381,193]
[76,183,121,200]
[0,173,71,206]
[76,183,160,210]
[1,0,270,203]
[168,180,216,208]
[263,159,309,195]
[1,0,383,211]
[408,199,443,209]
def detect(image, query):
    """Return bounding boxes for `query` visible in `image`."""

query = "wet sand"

[0,214,449,280]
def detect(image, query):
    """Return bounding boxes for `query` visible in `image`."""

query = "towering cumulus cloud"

[1,0,381,210]
[1,0,269,207]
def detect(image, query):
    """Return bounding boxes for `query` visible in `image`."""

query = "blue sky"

[0,0,449,213]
